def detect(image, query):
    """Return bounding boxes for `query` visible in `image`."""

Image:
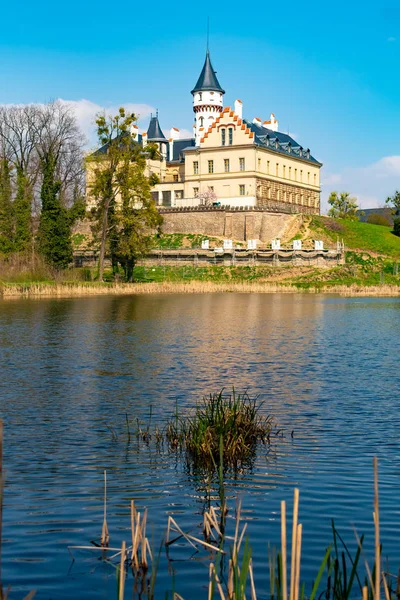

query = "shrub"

[324,218,346,233]
[165,389,275,469]
[367,214,391,227]
[394,217,400,237]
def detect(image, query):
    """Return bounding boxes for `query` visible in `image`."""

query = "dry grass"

[1,281,400,299]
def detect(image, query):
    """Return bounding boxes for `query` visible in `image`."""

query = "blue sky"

[1,0,400,210]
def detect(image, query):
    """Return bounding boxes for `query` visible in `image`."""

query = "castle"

[93,50,322,214]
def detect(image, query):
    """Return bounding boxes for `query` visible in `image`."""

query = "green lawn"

[310,216,400,257]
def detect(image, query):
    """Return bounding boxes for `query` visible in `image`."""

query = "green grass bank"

[1,217,400,297]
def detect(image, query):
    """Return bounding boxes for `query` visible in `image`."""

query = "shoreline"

[1,280,400,298]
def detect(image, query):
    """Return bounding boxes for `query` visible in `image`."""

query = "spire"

[191,51,225,94]
[147,113,167,142]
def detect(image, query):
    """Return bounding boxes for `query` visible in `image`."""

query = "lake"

[0,293,400,599]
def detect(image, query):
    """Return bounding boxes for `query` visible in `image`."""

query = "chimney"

[234,99,243,119]
[131,124,139,139]
[252,117,262,127]
[169,127,180,140]
[269,113,279,132]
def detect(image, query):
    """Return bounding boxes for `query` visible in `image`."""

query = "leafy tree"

[13,167,33,252]
[37,153,73,269]
[0,157,14,254]
[328,191,359,220]
[88,108,163,281]
[385,190,400,216]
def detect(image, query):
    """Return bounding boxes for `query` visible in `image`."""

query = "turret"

[191,51,225,145]
[147,113,168,159]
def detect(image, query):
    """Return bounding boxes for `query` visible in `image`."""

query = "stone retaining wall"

[159,209,296,242]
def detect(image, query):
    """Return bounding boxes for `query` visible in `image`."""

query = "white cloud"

[59,99,155,147]
[61,99,194,146]
[1,98,193,146]
[321,155,400,213]
[388,36,396,42]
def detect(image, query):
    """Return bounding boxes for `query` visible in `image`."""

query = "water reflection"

[0,294,400,598]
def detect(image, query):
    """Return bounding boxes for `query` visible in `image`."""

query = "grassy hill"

[309,215,400,258]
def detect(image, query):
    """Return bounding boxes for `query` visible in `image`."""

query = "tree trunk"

[126,258,135,282]
[98,198,111,281]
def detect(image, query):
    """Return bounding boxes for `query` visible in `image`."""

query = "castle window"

[300,170,303,182]
[175,190,183,199]
[199,93,202,101]
[221,129,226,146]
[283,165,286,178]
[276,163,279,176]
[296,193,299,203]
[314,173,317,185]
[308,172,310,183]
[301,194,304,205]
[268,187,271,199]
[193,187,199,196]
[239,184,245,196]
[290,192,293,202]
[258,158,261,170]
[284,191,287,201]
[267,161,270,174]
[228,128,233,145]
[173,174,179,182]
[289,166,292,179]
[295,168,298,181]
[208,160,214,174]
[277,189,281,200]
[199,116,204,128]
[224,159,230,173]
[239,158,245,171]
[193,161,199,175]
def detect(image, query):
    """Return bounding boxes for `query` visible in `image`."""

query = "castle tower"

[191,51,225,145]
[147,112,168,159]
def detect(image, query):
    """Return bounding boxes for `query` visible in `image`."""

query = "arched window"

[199,93,202,101]
[199,116,204,128]
[221,128,226,146]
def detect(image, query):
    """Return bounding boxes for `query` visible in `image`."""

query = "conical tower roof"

[147,114,167,142]
[191,51,225,94]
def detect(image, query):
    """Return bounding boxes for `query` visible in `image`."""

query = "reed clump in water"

[165,390,275,469]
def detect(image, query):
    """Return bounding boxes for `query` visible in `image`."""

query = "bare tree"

[0,101,86,259]
[0,105,40,250]
[34,101,85,207]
